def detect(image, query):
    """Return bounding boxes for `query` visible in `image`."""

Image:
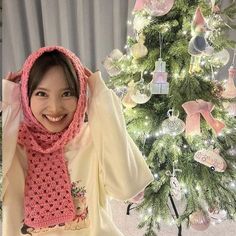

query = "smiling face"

[30,66,78,133]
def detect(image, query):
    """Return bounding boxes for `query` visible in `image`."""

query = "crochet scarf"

[18,46,87,228]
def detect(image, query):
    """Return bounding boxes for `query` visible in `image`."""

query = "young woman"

[2,46,154,236]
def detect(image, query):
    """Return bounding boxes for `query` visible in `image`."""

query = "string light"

[127,20,132,25]
[154,173,159,179]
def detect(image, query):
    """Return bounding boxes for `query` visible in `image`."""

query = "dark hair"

[28,50,80,98]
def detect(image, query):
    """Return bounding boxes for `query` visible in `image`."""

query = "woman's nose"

[47,98,63,113]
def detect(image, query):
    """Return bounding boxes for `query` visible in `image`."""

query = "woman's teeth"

[45,115,65,122]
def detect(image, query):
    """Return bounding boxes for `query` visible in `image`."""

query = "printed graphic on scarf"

[21,180,90,235]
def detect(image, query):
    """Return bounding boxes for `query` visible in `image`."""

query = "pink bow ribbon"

[182,99,225,135]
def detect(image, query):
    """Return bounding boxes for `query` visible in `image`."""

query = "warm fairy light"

[183,144,188,148]
[144,71,148,74]
[144,122,148,126]
[124,45,128,49]
[154,173,159,179]
[196,185,201,191]
[201,61,206,66]
[145,116,149,119]
[229,181,236,188]
[183,188,188,194]
[183,31,187,35]
[127,20,132,25]
[148,208,152,214]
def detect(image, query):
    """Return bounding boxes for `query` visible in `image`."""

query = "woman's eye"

[63,91,73,97]
[35,91,47,97]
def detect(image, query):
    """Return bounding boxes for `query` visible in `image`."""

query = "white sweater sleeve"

[87,72,154,201]
[2,79,22,200]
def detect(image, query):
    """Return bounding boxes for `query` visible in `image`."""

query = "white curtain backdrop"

[2,0,130,78]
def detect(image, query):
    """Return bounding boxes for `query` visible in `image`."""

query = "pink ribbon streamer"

[182,99,225,135]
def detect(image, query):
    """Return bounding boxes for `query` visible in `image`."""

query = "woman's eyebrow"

[35,87,49,91]
[35,87,70,91]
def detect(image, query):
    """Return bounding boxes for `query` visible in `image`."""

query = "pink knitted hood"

[18,46,88,228]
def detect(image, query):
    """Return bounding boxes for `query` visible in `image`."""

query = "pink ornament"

[221,66,236,99]
[182,99,225,135]
[133,0,145,11]
[144,0,175,16]
[189,211,210,231]
[194,149,227,172]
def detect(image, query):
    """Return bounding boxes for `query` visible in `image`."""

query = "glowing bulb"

[201,61,206,66]
[230,182,236,188]
[154,173,158,179]
[183,145,188,148]
[148,208,152,213]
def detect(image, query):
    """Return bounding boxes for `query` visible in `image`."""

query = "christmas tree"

[103,0,236,235]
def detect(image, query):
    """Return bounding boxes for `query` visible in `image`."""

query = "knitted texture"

[18,46,88,228]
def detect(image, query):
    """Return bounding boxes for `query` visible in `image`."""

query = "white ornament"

[166,169,182,200]
[211,49,230,67]
[162,109,185,135]
[109,49,123,61]
[131,75,152,104]
[103,57,121,76]
[208,208,227,224]
[130,35,148,59]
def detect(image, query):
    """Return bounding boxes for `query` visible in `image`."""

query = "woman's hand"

[5,70,22,83]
